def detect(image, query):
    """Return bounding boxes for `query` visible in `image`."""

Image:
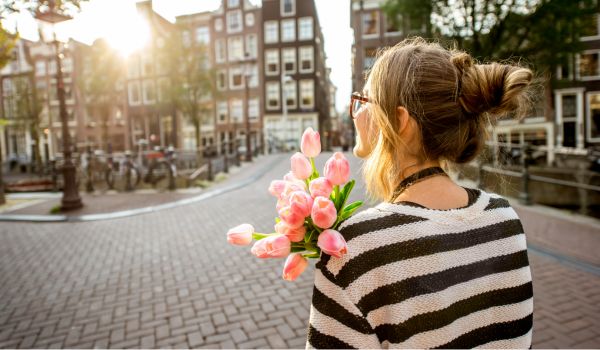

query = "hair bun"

[456,60,533,120]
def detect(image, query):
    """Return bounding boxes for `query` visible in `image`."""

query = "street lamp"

[36,2,83,210]
[243,53,257,162]
[281,74,292,151]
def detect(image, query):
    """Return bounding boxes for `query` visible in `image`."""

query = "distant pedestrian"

[306,37,534,349]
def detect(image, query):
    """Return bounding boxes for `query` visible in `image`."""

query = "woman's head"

[354,37,534,202]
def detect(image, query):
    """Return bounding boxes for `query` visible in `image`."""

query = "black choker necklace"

[390,166,448,202]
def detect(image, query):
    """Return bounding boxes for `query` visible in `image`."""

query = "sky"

[4,0,353,113]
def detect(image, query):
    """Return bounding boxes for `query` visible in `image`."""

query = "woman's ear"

[396,106,411,136]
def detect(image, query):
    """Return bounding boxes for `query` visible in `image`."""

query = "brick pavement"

[0,152,599,349]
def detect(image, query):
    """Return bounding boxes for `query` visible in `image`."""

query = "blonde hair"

[362,37,534,203]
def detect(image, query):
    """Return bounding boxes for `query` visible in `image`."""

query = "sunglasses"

[350,92,369,120]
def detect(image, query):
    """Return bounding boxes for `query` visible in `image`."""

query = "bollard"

[50,159,58,192]
[519,143,532,206]
[223,151,229,174]
[124,152,134,192]
[476,160,485,189]
[85,147,94,193]
[207,158,214,182]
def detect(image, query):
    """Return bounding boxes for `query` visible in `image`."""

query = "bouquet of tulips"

[226,127,363,281]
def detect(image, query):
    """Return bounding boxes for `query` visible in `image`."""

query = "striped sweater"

[306,187,534,349]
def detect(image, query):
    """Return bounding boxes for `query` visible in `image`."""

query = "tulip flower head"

[317,229,348,258]
[268,180,287,198]
[226,223,254,246]
[251,234,291,258]
[289,190,314,217]
[275,221,306,242]
[291,152,312,180]
[309,177,333,199]
[324,152,350,186]
[278,205,306,228]
[301,127,321,158]
[282,253,309,281]
[311,196,337,229]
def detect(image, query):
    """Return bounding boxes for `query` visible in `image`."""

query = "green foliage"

[382,0,598,76]
[0,0,87,19]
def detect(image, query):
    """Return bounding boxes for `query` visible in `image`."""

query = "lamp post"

[281,74,292,151]
[36,2,83,210]
[243,53,257,162]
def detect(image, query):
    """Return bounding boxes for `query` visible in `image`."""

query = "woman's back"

[306,187,533,349]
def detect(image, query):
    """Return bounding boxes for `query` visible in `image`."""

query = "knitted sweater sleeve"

[305,251,382,349]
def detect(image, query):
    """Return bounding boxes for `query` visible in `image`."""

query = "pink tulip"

[280,181,307,201]
[268,180,287,198]
[283,171,297,182]
[282,253,309,281]
[289,191,314,217]
[311,196,337,229]
[276,196,289,212]
[317,229,348,258]
[309,177,333,199]
[278,205,306,228]
[291,152,312,180]
[275,221,306,242]
[251,234,291,258]
[324,152,350,186]
[301,127,321,158]
[226,223,254,246]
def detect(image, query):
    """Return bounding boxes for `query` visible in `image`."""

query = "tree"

[159,24,216,164]
[382,0,598,119]
[0,23,16,205]
[80,38,124,152]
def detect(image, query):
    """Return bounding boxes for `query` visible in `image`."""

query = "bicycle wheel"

[151,161,173,192]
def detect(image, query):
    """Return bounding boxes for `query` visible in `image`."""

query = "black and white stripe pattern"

[306,188,533,349]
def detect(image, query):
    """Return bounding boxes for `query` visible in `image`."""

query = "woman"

[306,37,534,349]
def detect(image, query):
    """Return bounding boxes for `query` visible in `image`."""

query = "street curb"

[0,154,286,223]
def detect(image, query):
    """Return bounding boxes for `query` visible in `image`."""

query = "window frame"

[300,79,315,109]
[361,10,380,38]
[586,91,600,142]
[226,10,243,34]
[299,46,314,73]
[264,21,279,44]
[281,0,296,17]
[266,81,281,110]
[282,47,297,74]
[298,17,314,40]
[281,19,296,42]
[265,49,280,76]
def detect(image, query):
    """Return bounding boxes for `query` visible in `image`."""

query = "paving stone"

[188,331,204,348]
[267,333,287,348]
[141,334,155,348]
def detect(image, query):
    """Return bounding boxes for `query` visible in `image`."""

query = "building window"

[300,79,314,109]
[127,55,140,78]
[265,21,279,44]
[249,98,259,120]
[227,0,240,8]
[385,13,403,35]
[128,82,141,106]
[362,11,379,37]
[141,54,154,76]
[142,80,156,104]
[182,30,191,47]
[246,34,258,58]
[588,92,600,140]
[157,77,169,102]
[281,0,295,16]
[195,26,210,44]
[245,13,255,27]
[229,66,244,89]
[561,94,577,147]
[266,82,280,110]
[282,47,296,74]
[298,17,314,40]
[215,18,223,32]
[281,19,296,42]
[265,49,280,76]
[217,69,227,91]
[248,64,259,87]
[299,46,314,73]
[581,13,599,39]
[215,39,226,63]
[283,80,297,109]
[364,48,377,71]
[578,51,600,79]
[35,61,46,76]
[228,36,244,62]
[230,99,243,122]
[217,101,228,123]
[227,10,243,33]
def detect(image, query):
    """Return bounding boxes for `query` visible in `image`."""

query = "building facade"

[209,0,263,156]
[261,0,331,152]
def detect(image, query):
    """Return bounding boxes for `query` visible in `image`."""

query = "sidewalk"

[0,153,284,220]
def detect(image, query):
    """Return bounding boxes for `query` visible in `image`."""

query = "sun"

[104,15,151,57]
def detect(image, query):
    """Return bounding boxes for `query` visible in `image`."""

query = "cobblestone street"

[1,152,599,349]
